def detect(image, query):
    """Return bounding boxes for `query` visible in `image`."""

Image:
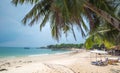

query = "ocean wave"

[28,54,49,57]
[54,51,74,55]
[0,56,16,59]
[28,51,73,57]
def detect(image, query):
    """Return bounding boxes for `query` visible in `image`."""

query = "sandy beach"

[0,49,120,73]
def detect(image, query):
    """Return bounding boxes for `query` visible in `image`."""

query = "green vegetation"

[12,0,120,50]
[84,31,114,50]
[47,43,84,49]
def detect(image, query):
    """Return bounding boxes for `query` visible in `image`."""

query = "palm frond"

[22,0,52,25]
[12,0,120,42]
[11,0,39,6]
[40,11,50,30]
[71,24,77,41]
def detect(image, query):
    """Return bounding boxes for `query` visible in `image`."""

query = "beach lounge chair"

[91,61,103,66]
[118,57,120,62]
[102,58,108,66]
[108,58,119,65]
[91,58,108,66]
[91,61,99,66]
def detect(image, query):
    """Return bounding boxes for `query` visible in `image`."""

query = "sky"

[0,0,86,47]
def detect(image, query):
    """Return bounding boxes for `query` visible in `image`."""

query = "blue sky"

[0,0,86,47]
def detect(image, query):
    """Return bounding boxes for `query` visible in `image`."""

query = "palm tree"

[84,24,120,49]
[84,1,120,31]
[11,0,120,41]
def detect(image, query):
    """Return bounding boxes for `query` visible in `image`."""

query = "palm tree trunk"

[84,2,120,31]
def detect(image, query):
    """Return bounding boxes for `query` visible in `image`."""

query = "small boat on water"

[24,47,30,49]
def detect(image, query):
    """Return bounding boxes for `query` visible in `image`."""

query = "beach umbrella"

[90,50,107,61]
[90,50,107,54]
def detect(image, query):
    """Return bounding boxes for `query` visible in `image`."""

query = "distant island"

[39,43,84,49]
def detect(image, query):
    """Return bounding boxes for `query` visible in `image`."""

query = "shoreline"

[0,48,83,59]
[0,49,120,73]
[0,49,76,59]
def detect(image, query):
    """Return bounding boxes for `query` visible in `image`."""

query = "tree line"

[47,43,84,49]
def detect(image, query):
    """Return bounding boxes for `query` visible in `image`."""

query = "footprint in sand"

[44,63,76,73]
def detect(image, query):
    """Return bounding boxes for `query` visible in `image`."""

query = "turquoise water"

[0,47,69,58]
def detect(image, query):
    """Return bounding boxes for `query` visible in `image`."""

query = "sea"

[0,47,70,58]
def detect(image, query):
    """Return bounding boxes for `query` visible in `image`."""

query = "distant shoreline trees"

[46,43,84,49]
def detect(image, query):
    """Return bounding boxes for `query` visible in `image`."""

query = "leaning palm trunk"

[84,2,120,31]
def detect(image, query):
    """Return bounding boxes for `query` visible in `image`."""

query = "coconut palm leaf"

[40,11,50,30]
[11,0,39,6]
[22,0,52,25]
[11,0,120,41]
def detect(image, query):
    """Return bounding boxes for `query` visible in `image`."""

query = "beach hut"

[90,50,108,66]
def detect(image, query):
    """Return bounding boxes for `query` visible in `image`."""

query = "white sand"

[0,49,120,73]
